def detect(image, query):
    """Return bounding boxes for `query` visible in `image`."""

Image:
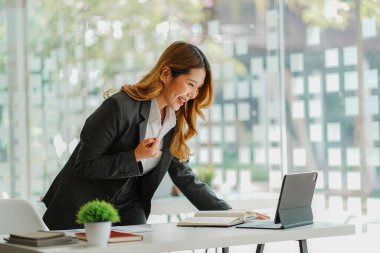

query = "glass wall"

[0,0,8,198]
[1,0,380,214]
[282,1,380,213]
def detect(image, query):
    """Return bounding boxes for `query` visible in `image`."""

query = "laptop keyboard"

[237,220,283,229]
[251,220,282,229]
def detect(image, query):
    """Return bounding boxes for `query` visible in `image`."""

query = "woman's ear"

[160,66,171,85]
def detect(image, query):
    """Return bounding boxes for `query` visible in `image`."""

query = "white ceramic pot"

[84,221,112,247]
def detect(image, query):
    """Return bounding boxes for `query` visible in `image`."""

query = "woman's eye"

[189,83,194,87]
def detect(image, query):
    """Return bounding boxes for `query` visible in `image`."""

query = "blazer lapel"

[138,100,151,143]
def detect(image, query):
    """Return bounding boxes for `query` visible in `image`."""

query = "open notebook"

[177,210,261,227]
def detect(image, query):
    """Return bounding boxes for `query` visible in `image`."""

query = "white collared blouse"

[141,98,176,174]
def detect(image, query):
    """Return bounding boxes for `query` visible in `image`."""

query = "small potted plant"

[197,165,216,187]
[76,199,120,246]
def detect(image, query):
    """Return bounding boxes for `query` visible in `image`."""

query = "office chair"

[0,198,48,234]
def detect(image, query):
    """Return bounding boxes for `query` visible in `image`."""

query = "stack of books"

[4,231,78,247]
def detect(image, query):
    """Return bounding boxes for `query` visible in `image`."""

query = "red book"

[75,230,143,243]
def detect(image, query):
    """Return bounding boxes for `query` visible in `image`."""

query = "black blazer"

[42,92,230,229]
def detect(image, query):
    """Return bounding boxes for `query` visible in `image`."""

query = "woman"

[42,41,231,229]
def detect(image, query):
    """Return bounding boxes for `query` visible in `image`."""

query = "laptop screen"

[274,172,318,224]
[236,172,318,229]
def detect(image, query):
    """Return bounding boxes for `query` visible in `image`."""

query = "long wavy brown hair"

[121,41,213,162]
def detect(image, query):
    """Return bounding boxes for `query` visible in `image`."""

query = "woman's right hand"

[134,138,160,162]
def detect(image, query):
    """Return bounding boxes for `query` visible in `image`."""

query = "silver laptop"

[237,172,318,230]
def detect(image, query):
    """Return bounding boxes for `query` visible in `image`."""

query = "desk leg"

[255,241,307,253]
[256,244,265,253]
[298,240,308,253]
[222,247,229,253]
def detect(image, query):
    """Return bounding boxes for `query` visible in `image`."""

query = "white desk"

[0,222,355,253]
[151,192,278,215]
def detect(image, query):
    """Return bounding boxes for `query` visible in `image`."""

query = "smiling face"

[156,67,206,111]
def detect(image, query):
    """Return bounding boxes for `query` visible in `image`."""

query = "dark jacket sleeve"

[168,157,231,210]
[74,97,143,179]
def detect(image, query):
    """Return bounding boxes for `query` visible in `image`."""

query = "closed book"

[5,231,78,247]
[75,230,143,243]
[9,231,65,240]
[5,236,78,247]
